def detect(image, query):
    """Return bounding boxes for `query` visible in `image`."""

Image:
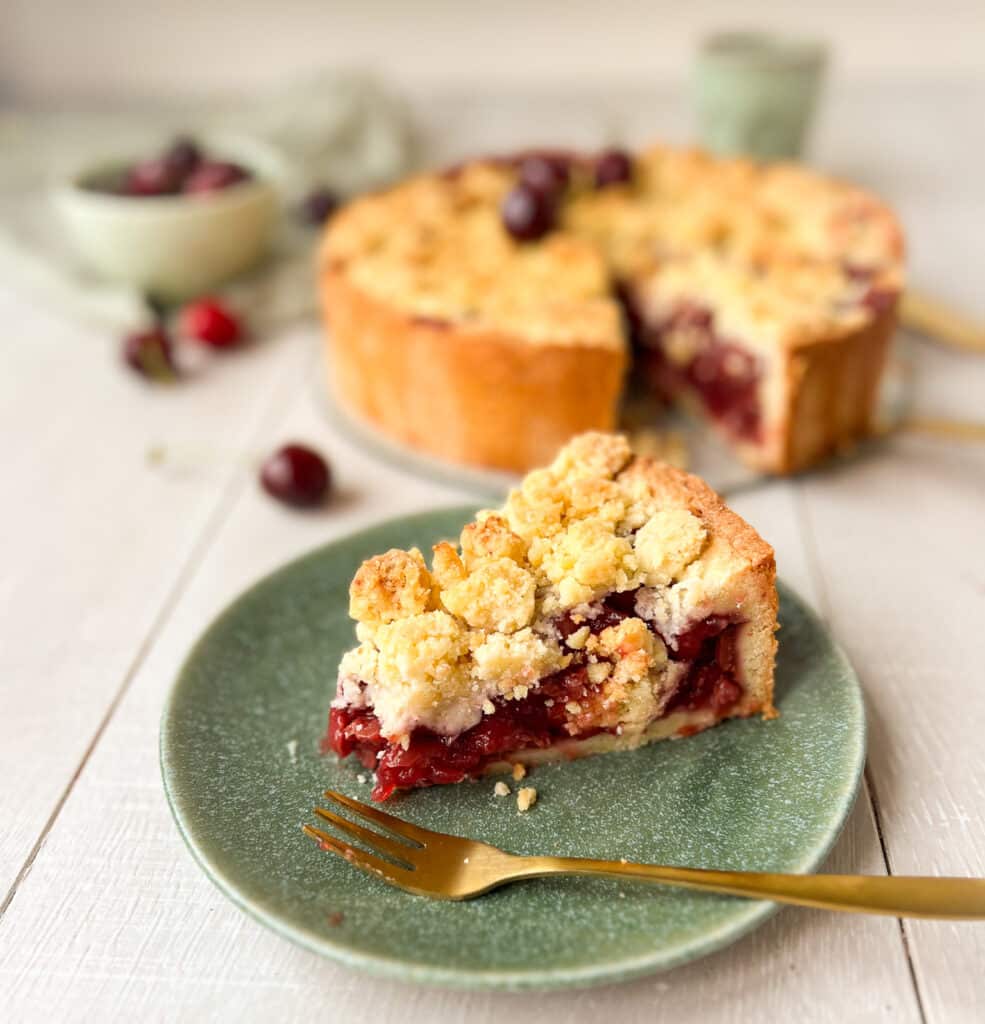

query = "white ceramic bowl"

[53,135,287,302]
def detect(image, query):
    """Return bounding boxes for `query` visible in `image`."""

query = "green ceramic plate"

[161,506,865,991]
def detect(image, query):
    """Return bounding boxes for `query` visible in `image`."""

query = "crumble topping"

[634,249,899,355]
[349,548,432,624]
[470,629,564,691]
[335,432,740,741]
[461,513,528,566]
[634,508,708,587]
[324,144,903,352]
[325,162,619,349]
[440,557,536,632]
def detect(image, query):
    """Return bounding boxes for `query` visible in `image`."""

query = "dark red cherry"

[500,183,555,242]
[122,328,177,381]
[299,187,340,226]
[179,297,243,349]
[518,155,569,197]
[594,149,633,188]
[183,161,250,194]
[260,444,331,507]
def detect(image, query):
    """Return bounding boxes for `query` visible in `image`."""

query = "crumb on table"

[493,780,510,797]
[512,763,526,781]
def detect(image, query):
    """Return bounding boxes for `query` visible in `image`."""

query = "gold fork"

[302,790,985,918]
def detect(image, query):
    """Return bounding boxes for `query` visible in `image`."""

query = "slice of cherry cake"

[326,432,778,800]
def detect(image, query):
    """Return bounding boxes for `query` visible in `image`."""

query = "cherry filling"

[328,669,594,801]
[664,623,743,716]
[842,263,899,315]
[635,302,763,443]
[325,594,745,801]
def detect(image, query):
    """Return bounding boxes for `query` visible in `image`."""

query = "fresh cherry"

[500,182,555,242]
[260,444,331,508]
[122,328,177,381]
[518,155,569,198]
[299,187,340,226]
[124,158,182,197]
[183,161,250,194]
[162,135,202,180]
[180,297,243,349]
[594,148,633,188]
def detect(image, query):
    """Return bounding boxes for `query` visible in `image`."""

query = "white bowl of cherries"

[54,134,286,302]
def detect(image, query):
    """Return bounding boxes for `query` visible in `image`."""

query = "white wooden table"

[2,82,985,1022]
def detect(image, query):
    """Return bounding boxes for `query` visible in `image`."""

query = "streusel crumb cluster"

[336,433,718,743]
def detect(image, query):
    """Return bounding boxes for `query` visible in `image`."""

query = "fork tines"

[302,790,424,881]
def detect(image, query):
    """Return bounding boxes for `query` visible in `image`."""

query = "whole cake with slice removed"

[325,432,778,801]
[320,145,903,475]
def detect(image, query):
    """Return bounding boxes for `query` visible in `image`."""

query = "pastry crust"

[780,303,896,472]
[617,456,777,717]
[320,146,902,475]
[482,704,761,776]
[321,268,627,471]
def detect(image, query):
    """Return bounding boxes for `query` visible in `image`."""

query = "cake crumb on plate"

[517,786,537,812]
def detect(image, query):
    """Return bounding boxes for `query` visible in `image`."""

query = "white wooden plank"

[798,429,985,1022]
[0,288,308,900]
[0,416,918,1021]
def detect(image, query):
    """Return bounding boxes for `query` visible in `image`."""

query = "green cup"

[693,31,827,160]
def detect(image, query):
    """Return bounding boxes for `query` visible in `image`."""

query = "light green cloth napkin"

[0,72,416,331]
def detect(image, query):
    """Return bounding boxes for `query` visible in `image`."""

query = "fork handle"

[515,859,985,919]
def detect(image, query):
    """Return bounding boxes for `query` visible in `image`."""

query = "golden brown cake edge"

[320,266,628,473]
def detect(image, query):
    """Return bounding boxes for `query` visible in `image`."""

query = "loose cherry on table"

[299,187,340,226]
[122,328,178,382]
[260,444,332,508]
[179,298,243,349]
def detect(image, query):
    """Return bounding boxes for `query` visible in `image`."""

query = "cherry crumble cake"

[325,432,778,800]
[320,146,903,475]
